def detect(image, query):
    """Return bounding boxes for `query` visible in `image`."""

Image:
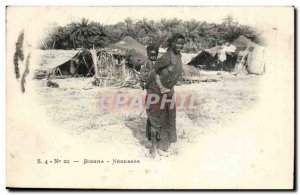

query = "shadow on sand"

[125,116,152,150]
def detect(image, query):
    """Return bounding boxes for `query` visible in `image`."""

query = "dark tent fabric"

[42,37,148,78]
[107,36,148,71]
[107,36,147,55]
[187,37,260,72]
[52,50,95,77]
[187,46,237,71]
[187,51,218,69]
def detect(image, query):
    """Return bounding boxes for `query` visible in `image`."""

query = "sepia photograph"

[6,6,294,189]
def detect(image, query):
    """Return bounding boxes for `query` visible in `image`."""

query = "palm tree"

[124,17,140,39]
[196,22,220,48]
[183,20,200,51]
[222,15,238,27]
[135,18,159,45]
[68,18,106,49]
[39,16,260,51]
[159,18,182,36]
[155,18,183,47]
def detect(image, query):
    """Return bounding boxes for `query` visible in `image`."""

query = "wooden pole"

[90,46,99,85]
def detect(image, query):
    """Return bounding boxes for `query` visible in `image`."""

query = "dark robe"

[145,49,183,151]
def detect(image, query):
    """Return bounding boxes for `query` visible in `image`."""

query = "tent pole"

[90,48,99,85]
[58,68,63,76]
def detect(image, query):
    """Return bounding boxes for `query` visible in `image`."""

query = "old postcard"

[6,6,294,189]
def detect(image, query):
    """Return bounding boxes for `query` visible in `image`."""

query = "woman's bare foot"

[150,142,160,159]
[150,148,158,158]
[157,149,169,157]
[160,86,170,94]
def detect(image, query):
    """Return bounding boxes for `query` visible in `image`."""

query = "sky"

[6,6,293,48]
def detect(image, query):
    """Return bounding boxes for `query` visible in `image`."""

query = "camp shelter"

[231,36,266,75]
[35,50,78,70]
[246,45,266,74]
[181,53,198,65]
[187,51,216,69]
[50,49,95,77]
[33,49,94,79]
[187,45,237,71]
[187,36,266,74]
[231,35,257,51]
[35,37,148,81]
[107,36,148,71]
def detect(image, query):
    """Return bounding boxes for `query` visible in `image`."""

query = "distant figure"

[45,70,59,88]
[46,80,59,88]
[218,42,236,71]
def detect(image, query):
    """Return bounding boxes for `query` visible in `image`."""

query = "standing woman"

[145,33,185,158]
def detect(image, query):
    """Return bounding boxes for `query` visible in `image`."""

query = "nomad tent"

[33,49,94,79]
[34,36,203,86]
[187,35,266,75]
[244,45,266,74]
[107,36,148,71]
[35,36,148,79]
[187,45,237,71]
[231,36,266,75]
[51,50,95,77]
[231,35,257,51]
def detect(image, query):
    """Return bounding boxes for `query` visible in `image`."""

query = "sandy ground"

[7,12,295,187]
[10,52,293,188]
[34,73,260,159]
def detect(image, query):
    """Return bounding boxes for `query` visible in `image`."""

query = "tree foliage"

[39,16,260,53]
